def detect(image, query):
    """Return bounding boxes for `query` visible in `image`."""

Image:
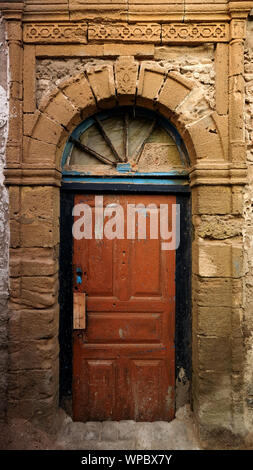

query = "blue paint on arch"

[62,175,188,185]
[117,163,132,173]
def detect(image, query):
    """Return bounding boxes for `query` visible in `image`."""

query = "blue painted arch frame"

[61,106,190,187]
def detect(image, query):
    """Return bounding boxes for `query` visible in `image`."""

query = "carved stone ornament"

[23,23,88,44]
[23,21,230,45]
[88,23,161,43]
[115,57,139,96]
[162,23,229,43]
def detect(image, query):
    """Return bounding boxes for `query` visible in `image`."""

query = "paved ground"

[56,405,201,450]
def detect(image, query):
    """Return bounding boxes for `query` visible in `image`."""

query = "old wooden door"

[72,193,176,422]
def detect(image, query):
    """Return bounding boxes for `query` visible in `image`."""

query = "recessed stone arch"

[6,51,247,443]
[12,58,233,433]
[25,57,226,170]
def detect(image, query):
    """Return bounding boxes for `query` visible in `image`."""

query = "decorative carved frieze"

[23,21,231,45]
[162,23,229,43]
[23,23,87,44]
[88,23,161,43]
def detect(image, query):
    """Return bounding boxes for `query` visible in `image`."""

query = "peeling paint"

[119,328,124,339]
[117,163,132,173]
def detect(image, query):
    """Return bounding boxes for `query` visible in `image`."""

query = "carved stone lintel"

[88,23,161,43]
[24,23,88,44]
[162,23,229,43]
[23,21,232,45]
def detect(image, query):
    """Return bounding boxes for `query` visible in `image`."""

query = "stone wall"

[0,13,9,423]
[36,45,215,111]
[243,17,253,439]
[1,0,253,449]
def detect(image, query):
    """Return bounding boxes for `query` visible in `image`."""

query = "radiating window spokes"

[65,108,188,172]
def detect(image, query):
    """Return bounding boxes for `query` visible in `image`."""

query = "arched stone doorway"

[5,55,246,442]
[59,105,191,421]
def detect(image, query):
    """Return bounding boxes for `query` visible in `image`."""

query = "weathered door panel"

[73,194,176,422]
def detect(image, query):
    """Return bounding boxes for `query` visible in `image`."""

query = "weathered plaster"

[36,46,215,113]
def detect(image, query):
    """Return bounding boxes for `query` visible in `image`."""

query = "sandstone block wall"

[1,0,253,449]
[0,14,9,423]
[243,17,253,438]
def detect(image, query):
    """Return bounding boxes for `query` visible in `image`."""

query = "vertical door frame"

[59,182,191,416]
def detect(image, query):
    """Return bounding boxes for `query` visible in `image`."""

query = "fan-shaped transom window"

[62,107,189,175]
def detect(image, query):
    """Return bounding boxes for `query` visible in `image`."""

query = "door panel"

[132,359,163,421]
[85,313,162,343]
[86,360,116,421]
[72,194,176,422]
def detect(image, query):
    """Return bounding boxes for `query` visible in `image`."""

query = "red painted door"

[72,194,176,422]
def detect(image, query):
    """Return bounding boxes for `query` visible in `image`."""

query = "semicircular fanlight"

[63,107,189,173]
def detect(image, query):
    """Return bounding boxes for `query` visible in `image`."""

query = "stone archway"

[25,57,226,169]
[5,56,246,442]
